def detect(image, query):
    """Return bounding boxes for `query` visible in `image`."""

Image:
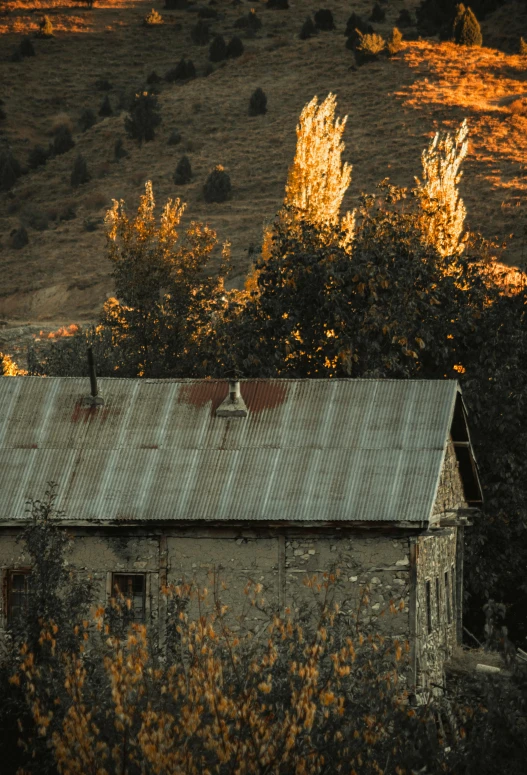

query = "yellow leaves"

[320,691,336,706]
[415,337,425,349]
[258,680,272,694]
[453,363,466,374]
[9,673,20,686]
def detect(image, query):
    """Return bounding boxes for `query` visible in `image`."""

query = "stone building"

[0,377,482,690]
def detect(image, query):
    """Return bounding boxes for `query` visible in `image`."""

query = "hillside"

[0,0,526,327]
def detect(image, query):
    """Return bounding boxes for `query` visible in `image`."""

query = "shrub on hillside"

[354,31,385,64]
[165,57,195,81]
[143,8,164,25]
[191,19,210,45]
[369,3,386,22]
[95,77,112,91]
[387,26,404,55]
[114,138,128,161]
[98,95,112,117]
[249,86,267,116]
[451,3,466,37]
[168,129,182,145]
[28,145,49,170]
[125,91,161,145]
[0,148,22,192]
[397,8,414,27]
[314,8,335,30]
[345,12,374,36]
[0,106,5,122]
[267,0,289,8]
[70,154,90,187]
[37,15,54,38]
[19,37,35,57]
[174,154,192,184]
[226,35,244,58]
[454,6,482,45]
[203,165,231,202]
[520,37,527,55]
[299,15,317,39]
[50,125,75,156]
[234,9,262,34]
[79,108,96,132]
[146,70,162,84]
[209,34,227,62]
[198,6,219,19]
[22,204,48,232]
[10,226,28,249]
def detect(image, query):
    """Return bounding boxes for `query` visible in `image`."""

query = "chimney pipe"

[87,346,98,397]
[229,380,240,403]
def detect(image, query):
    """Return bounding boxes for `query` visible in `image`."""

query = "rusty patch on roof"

[178,382,225,410]
[70,399,116,424]
[239,381,289,413]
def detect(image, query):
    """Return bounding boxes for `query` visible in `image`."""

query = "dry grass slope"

[0,0,526,325]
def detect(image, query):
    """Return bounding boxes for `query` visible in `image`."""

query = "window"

[436,577,441,625]
[6,570,31,624]
[112,574,146,621]
[445,571,452,624]
[425,580,432,634]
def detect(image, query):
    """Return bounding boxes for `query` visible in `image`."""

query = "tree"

[102,181,230,377]
[282,93,354,251]
[455,6,482,45]
[124,91,161,145]
[415,119,469,258]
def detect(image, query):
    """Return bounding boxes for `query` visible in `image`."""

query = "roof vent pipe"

[87,346,98,398]
[216,379,248,418]
[82,346,104,407]
[229,380,240,403]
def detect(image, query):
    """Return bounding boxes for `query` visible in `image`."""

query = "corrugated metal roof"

[0,378,460,524]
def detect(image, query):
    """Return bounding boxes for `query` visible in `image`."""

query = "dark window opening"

[451,395,469,443]
[112,574,146,622]
[6,570,31,624]
[445,571,452,624]
[426,580,432,634]
[436,577,441,625]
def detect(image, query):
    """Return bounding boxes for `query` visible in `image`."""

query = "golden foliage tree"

[415,119,469,258]
[282,93,355,251]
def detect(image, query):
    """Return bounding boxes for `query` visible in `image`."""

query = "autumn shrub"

[36,15,53,38]
[50,125,75,156]
[70,153,90,187]
[226,35,244,58]
[209,33,227,62]
[174,154,192,184]
[300,15,317,39]
[249,86,268,116]
[203,164,232,203]
[314,8,335,30]
[0,148,22,191]
[369,2,386,22]
[98,94,112,117]
[454,6,482,45]
[28,144,48,169]
[143,7,163,25]
[387,27,404,56]
[124,91,161,145]
[191,18,210,45]
[354,31,385,64]
[79,107,96,132]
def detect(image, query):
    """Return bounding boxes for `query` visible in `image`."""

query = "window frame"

[3,568,32,625]
[110,572,147,622]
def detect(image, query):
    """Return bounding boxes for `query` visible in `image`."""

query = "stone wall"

[433,439,467,519]
[414,528,458,691]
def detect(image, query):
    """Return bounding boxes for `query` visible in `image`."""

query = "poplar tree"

[282,93,355,251]
[415,119,469,258]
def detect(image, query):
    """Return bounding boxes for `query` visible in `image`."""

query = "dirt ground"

[0,0,526,330]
